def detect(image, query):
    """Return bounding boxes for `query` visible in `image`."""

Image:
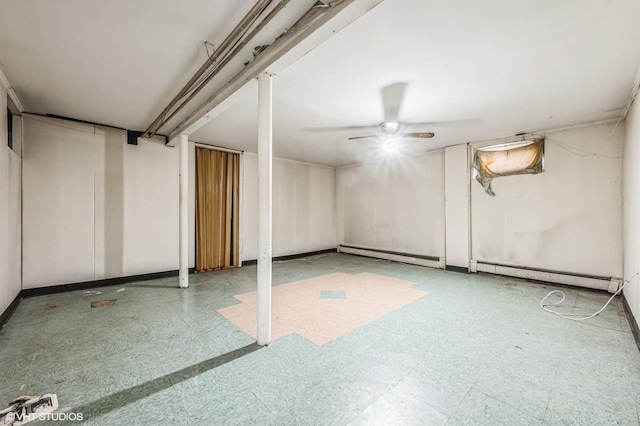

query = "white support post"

[179,133,189,288]
[257,72,273,345]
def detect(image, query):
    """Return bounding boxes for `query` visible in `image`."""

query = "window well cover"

[473,138,544,196]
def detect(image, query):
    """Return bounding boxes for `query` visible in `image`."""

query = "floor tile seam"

[578,322,630,333]
[468,362,491,389]
[247,388,277,418]
[390,371,468,419]
[628,375,640,425]
[470,386,548,422]
[620,338,639,379]
[386,381,454,421]
[545,364,558,411]
[571,290,581,315]
[29,348,44,366]
[352,383,394,416]
[547,386,639,422]
[551,364,638,399]
[445,362,491,421]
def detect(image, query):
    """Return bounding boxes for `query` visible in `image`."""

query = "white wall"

[336,150,446,257]
[472,122,623,278]
[624,98,640,326]
[240,152,337,260]
[0,84,22,314]
[445,144,470,268]
[20,113,623,292]
[22,115,179,288]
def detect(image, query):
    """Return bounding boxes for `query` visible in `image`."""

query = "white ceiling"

[2,0,640,166]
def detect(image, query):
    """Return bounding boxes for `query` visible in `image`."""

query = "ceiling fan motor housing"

[380,121,400,134]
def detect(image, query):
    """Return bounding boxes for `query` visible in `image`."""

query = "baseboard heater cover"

[338,245,444,269]
[470,260,621,293]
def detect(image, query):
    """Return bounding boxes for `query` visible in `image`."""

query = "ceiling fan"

[348,82,435,141]
[308,82,440,141]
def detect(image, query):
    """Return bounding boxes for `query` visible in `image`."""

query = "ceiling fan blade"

[403,119,482,128]
[305,125,379,133]
[398,132,435,139]
[348,135,379,140]
[382,82,408,123]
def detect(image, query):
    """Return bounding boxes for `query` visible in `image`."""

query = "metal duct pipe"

[143,0,274,138]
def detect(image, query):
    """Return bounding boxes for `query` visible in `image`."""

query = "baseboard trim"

[0,294,22,330]
[338,245,443,269]
[339,245,440,262]
[20,268,197,298]
[446,265,469,274]
[622,294,640,352]
[242,248,337,266]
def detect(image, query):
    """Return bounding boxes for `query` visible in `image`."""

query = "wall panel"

[122,139,179,275]
[241,152,336,261]
[336,150,446,257]
[0,84,22,313]
[445,144,470,268]
[22,116,97,288]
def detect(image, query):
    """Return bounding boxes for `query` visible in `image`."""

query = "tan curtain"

[195,148,240,272]
[473,139,544,196]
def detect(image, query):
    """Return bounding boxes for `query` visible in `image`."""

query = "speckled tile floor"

[1,253,639,425]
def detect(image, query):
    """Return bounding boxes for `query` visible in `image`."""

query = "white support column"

[257,72,273,345]
[179,133,189,288]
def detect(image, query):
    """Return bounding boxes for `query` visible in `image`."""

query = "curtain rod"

[193,142,243,154]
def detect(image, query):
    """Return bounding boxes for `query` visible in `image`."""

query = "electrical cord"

[540,273,637,321]
[546,137,622,159]
[314,0,346,8]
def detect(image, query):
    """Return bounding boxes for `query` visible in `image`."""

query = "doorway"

[195,147,240,272]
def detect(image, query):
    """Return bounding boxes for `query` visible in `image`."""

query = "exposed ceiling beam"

[167,0,384,145]
[144,0,280,138]
[0,67,23,113]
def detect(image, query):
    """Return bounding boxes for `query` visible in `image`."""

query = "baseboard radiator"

[338,245,445,269]
[470,260,621,293]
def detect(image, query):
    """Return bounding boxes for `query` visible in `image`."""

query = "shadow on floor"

[70,343,262,423]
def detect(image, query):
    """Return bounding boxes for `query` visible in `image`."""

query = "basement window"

[7,108,12,150]
[473,138,544,196]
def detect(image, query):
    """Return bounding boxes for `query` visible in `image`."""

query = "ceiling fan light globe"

[382,138,399,153]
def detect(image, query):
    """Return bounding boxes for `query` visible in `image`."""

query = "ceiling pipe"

[143,0,275,138]
[0,68,23,113]
[169,0,367,141]
[146,0,291,137]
